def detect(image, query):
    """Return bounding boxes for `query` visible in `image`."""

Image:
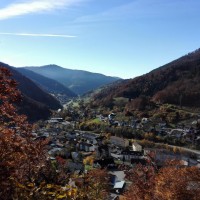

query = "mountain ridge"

[16,67,77,103]
[0,62,62,121]
[91,48,200,109]
[23,64,122,95]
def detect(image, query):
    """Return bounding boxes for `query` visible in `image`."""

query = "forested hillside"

[16,67,77,103]
[0,62,62,121]
[92,49,200,108]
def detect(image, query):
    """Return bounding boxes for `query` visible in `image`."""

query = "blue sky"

[0,0,200,79]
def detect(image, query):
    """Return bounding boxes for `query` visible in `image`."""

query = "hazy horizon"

[0,0,200,79]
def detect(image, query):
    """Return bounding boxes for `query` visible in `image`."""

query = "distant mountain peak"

[23,65,121,95]
[0,62,62,122]
[43,64,63,69]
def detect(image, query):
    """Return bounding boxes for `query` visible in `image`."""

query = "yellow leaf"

[46,184,53,189]
[16,183,26,189]
[57,194,67,199]
[47,192,55,195]
[27,183,35,188]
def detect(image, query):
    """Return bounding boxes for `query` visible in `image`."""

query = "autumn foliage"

[72,169,109,200]
[92,49,200,108]
[0,67,47,199]
[0,67,110,199]
[124,160,200,200]
[1,66,200,200]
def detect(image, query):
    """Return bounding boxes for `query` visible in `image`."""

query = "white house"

[132,142,142,152]
[141,118,148,124]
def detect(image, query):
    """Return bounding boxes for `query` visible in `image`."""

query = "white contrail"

[0,0,82,20]
[0,32,76,38]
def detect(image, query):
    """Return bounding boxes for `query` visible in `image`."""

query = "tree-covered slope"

[16,67,77,102]
[0,62,62,121]
[91,48,200,108]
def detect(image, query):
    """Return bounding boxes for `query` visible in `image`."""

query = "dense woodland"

[92,49,200,109]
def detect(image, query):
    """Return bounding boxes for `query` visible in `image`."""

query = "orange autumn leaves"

[0,67,47,199]
[124,160,200,200]
[0,67,109,200]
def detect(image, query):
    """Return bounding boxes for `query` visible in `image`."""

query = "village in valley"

[32,102,200,200]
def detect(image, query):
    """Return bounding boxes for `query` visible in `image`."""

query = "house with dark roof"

[98,144,110,157]
[79,142,95,152]
[121,149,144,161]
[110,136,129,148]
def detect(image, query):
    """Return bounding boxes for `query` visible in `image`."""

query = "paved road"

[167,144,200,156]
[150,142,200,159]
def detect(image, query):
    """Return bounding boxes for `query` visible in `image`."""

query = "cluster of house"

[100,112,200,146]
[32,116,200,199]
[32,118,148,198]
[99,113,152,128]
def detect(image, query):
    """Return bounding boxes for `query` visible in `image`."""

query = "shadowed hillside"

[16,67,77,103]
[0,62,62,121]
